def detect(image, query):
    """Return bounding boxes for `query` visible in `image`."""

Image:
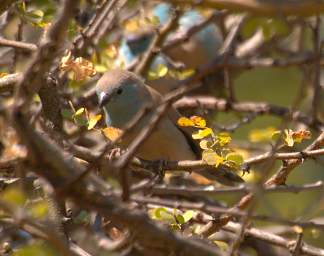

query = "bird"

[118,3,223,94]
[96,69,244,186]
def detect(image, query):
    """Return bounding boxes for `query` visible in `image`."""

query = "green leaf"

[152,207,174,222]
[182,210,194,223]
[202,149,224,167]
[1,187,26,206]
[13,241,57,256]
[61,109,73,119]
[29,201,48,218]
[213,240,229,251]
[217,132,231,146]
[176,214,185,224]
[226,153,243,166]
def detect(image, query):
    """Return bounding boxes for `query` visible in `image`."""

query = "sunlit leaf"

[213,240,229,251]
[87,114,102,130]
[226,153,243,166]
[13,241,57,256]
[122,19,140,32]
[74,107,85,117]
[177,117,195,127]
[192,128,213,140]
[169,68,195,80]
[102,127,123,141]
[249,127,276,142]
[199,139,211,150]
[1,187,26,206]
[0,72,9,78]
[217,132,231,146]
[293,225,303,234]
[182,210,194,223]
[202,149,224,167]
[29,201,48,218]
[175,214,185,224]
[105,44,118,59]
[292,130,311,143]
[284,129,295,147]
[190,116,206,128]
[60,51,96,81]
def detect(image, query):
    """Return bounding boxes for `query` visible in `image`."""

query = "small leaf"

[177,117,195,127]
[1,187,26,206]
[292,130,311,143]
[122,18,140,32]
[182,210,194,223]
[105,44,118,59]
[102,127,123,141]
[202,149,224,167]
[175,214,185,224]
[199,139,211,150]
[271,130,281,141]
[74,107,85,116]
[60,51,96,81]
[213,240,229,251]
[156,64,168,77]
[284,129,294,147]
[87,114,102,130]
[226,153,243,166]
[61,109,74,119]
[249,127,276,142]
[29,201,48,218]
[293,225,303,234]
[192,128,213,140]
[217,132,231,146]
[190,116,206,128]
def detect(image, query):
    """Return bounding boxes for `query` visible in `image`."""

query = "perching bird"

[96,69,243,186]
[119,3,223,94]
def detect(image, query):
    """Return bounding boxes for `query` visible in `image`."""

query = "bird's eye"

[116,88,123,95]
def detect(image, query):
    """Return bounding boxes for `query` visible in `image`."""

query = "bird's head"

[96,69,150,127]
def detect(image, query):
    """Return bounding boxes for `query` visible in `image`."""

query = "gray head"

[96,69,152,127]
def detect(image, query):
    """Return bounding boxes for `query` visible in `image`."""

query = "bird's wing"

[146,85,201,159]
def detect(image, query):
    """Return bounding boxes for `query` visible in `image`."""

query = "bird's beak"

[98,92,112,108]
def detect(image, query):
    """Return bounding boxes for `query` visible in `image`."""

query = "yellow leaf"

[156,64,168,77]
[102,127,123,141]
[217,132,231,146]
[293,225,303,234]
[213,240,229,251]
[105,44,118,59]
[60,51,96,81]
[123,19,140,32]
[88,114,102,130]
[202,149,224,167]
[284,129,294,147]
[199,139,211,150]
[249,127,276,142]
[177,117,195,127]
[0,72,9,78]
[29,200,48,218]
[192,128,213,140]
[74,107,85,116]
[1,187,26,206]
[190,115,206,128]
[292,130,311,143]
